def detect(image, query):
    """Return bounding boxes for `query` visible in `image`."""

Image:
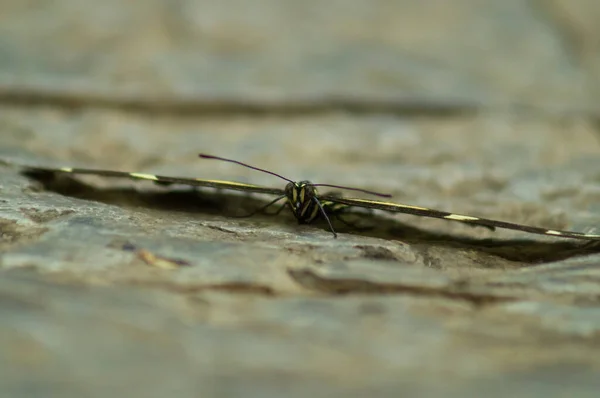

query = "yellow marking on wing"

[323,201,346,211]
[444,214,480,221]
[545,230,563,236]
[129,173,159,180]
[59,167,73,172]
[346,198,430,211]
[201,179,260,188]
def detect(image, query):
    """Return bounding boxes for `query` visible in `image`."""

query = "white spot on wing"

[129,173,158,180]
[545,230,563,236]
[444,214,480,221]
[59,167,73,172]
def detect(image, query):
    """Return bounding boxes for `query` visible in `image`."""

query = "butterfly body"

[284,181,322,224]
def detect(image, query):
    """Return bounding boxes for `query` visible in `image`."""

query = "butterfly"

[3,154,599,241]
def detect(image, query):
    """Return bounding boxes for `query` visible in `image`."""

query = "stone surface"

[2,108,600,398]
[1,1,600,397]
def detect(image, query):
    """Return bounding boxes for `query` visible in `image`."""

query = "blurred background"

[2,0,600,104]
[2,1,600,397]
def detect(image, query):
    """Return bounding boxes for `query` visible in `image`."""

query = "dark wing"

[15,164,285,196]
[321,195,600,241]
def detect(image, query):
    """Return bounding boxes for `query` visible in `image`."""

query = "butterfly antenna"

[200,154,392,198]
[199,154,294,183]
[312,184,392,198]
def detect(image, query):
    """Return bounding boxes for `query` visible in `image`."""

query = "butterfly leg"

[324,204,373,232]
[231,195,286,218]
[332,212,374,232]
[266,201,288,216]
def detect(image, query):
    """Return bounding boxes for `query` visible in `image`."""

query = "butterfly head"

[285,180,320,223]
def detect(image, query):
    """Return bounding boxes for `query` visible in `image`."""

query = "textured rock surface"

[1,1,600,397]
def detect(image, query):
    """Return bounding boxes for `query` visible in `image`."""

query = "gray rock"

[2,1,600,397]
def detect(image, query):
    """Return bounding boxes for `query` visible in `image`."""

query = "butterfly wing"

[321,195,600,240]
[12,163,285,196]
